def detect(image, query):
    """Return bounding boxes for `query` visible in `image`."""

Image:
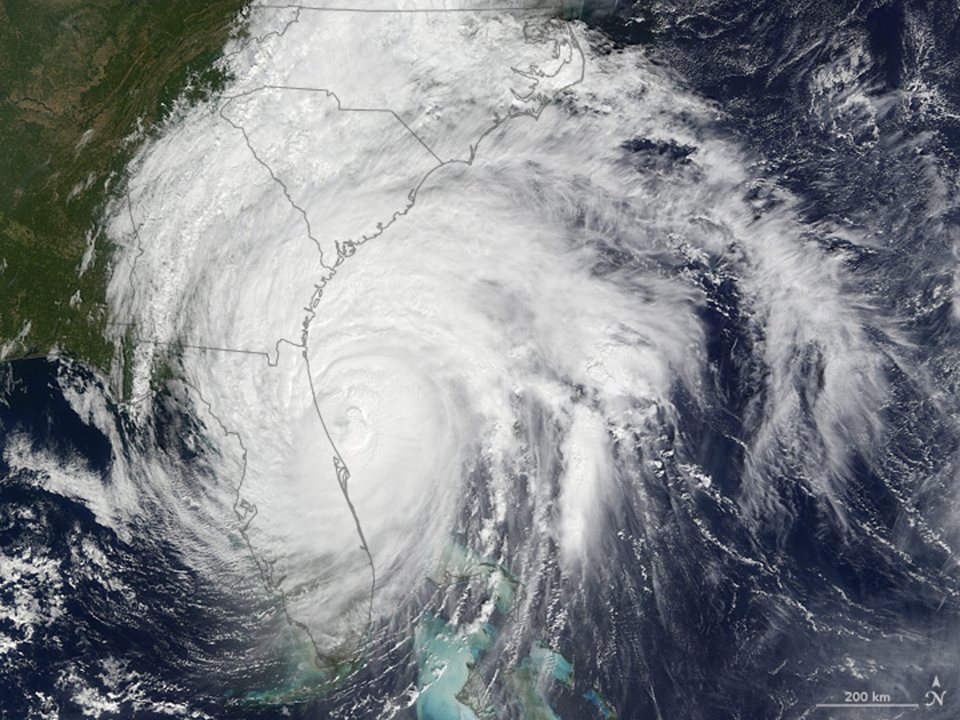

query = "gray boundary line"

[185,378,344,675]
[256,4,560,14]
[218,100,328,260]
[106,324,303,367]
[118,10,586,677]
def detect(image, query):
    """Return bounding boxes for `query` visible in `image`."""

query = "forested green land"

[0,0,247,370]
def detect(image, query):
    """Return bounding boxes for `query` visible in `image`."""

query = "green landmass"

[0,0,248,372]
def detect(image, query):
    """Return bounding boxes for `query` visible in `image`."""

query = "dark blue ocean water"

[0,361,280,719]
[3,2,960,718]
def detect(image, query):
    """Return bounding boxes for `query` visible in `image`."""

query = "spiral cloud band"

[98,0,958,714]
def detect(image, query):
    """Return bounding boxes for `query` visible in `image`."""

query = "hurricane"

[4,1,960,718]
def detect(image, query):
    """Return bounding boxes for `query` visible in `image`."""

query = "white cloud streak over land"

[104,0,905,663]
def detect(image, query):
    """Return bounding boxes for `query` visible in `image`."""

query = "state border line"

[257,4,561,14]
[107,9,586,678]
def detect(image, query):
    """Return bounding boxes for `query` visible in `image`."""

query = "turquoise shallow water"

[414,614,491,720]
[412,543,608,720]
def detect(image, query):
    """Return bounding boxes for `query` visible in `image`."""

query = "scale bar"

[815,703,920,709]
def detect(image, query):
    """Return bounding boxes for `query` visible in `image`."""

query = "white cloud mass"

[104,0,900,663]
